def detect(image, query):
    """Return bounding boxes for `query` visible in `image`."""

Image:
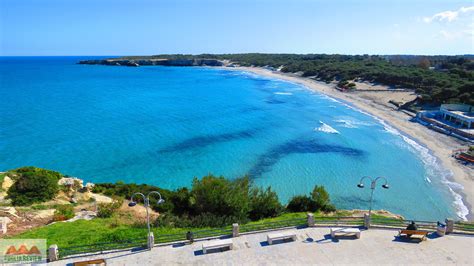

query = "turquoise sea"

[0,57,466,220]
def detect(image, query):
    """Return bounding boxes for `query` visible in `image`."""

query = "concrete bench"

[267,231,297,245]
[202,239,233,254]
[330,227,361,239]
[398,230,428,241]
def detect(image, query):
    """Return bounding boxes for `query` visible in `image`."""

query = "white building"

[440,104,474,130]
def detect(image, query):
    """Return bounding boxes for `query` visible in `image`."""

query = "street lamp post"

[128,191,165,249]
[357,176,389,219]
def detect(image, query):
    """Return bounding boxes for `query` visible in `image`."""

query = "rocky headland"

[78,58,225,67]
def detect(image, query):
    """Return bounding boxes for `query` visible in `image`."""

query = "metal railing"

[371,217,438,229]
[240,217,307,233]
[154,226,233,244]
[313,216,364,227]
[56,216,474,259]
[453,221,474,234]
[58,237,147,259]
[154,233,187,244]
[370,217,474,234]
[192,227,232,239]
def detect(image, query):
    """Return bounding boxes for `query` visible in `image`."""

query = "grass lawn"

[13,212,309,248]
[11,211,377,249]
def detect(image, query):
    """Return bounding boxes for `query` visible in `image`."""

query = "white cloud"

[438,30,454,40]
[437,28,473,40]
[423,6,474,23]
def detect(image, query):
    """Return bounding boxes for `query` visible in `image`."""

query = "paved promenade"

[51,227,473,265]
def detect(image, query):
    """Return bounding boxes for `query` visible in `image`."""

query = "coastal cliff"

[78,58,225,67]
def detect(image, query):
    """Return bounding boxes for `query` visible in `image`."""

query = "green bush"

[53,205,75,221]
[92,175,336,227]
[97,198,123,218]
[6,167,61,206]
[249,187,283,220]
[287,185,336,213]
[287,195,317,212]
[311,185,336,212]
[155,212,241,228]
[191,175,250,222]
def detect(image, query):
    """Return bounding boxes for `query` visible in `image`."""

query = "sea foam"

[314,121,340,134]
[334,118,374,128]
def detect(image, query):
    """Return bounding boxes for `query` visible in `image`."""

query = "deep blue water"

[0,57,465,220]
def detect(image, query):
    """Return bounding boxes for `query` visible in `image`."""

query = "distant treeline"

[119,54,474,105]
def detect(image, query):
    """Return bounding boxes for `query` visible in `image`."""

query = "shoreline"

[227,66,473,221]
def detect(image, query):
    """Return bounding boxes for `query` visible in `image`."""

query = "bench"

[73,259,106,266]
[202,239,233,254]
[267,231,297,245]
[398,230,428,241]
[330,227,361,239]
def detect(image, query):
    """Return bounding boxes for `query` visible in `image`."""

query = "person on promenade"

[406,221,418,237]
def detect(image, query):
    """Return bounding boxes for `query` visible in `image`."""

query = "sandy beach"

[230,66,473,221]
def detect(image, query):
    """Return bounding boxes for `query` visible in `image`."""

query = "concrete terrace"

[51,227,474,265]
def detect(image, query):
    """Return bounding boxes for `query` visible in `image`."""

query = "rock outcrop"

[2,175,14,191]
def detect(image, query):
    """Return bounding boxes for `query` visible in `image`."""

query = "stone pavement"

[50,227,474,265]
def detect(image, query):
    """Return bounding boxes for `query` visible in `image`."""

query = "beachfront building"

[439,104,474,129]
[416,104,474,142]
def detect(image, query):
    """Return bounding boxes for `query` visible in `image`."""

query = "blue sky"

[1,0,473,55]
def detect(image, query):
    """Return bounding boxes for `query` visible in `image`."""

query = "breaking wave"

[314,121,340,134]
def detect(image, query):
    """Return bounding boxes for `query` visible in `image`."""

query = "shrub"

[287,185,336,213]
[7,167,61,206]
[249,187,283,220]
[162,187,193,215]
[155,212,183,228]
[97,198,123,218]
[191,175,250,222]
[287,195,317,212]
[311,185,336,212]
[53,205,75,221]
[155,212,243,228]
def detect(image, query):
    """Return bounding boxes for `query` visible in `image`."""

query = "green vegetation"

[0,172,6,192]
[119,54,473,105]
[31,204,65,211]
[287,185,336,212]
[53,205,75,221]
[94,175,335,228]
[97,198,123,218]
[12,212,307,247]
[249,187,283,220]
[6,166,62,206]
[95,175,293,227]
